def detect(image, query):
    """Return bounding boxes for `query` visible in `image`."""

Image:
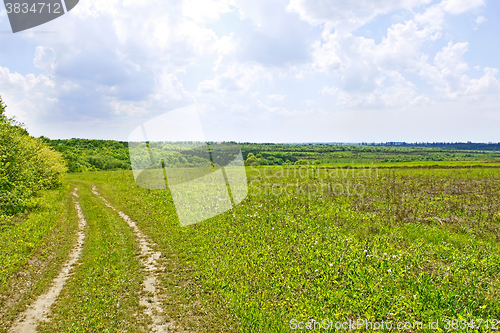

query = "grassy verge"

[67,167,500,332]
[0,185,78,333]
[38,182,147,333]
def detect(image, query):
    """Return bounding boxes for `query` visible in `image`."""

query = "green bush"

[294,159,308,165]
[49,138,131,172]
[0,97,67,216]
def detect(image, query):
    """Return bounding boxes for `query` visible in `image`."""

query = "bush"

[294,159,308,165]
[0,97,67,216]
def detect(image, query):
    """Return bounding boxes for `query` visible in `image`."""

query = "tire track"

[9,188,87,333]
[91,186,181,333]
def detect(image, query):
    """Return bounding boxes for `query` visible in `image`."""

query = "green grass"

[0,184,78,333]
[2,162,498,332]
[66,166,500,332]
[68,172,240,332]
[38,182,147,332]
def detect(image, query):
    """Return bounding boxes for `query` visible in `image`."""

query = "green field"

[2,161,500,332]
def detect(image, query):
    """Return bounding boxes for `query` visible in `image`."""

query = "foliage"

[49,139,131,172]
[0,97,67,216]
[44,139,500,172]
[240,143,500,165]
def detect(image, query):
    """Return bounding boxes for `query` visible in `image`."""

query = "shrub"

[0,97,67,216]
[294,159,308,165]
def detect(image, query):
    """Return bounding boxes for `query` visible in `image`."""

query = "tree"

[0,96,67,216]
[0,97,6,120]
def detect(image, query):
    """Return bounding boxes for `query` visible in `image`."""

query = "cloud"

[473,15,487,30]
[322,71,419,108]
[0,66,58,127]
[0,0,237,130]
[434,41,469,75]
[182,0,233,23]
[197,62,272,93]
[309,1,500,109]
[414,4,444,35]
[33,46,57,72]
[267,93,286,101]
[287,0,431,31]
[311,16,440,107]
[1,0,500,141]
[465,67,500,96]
[418,41,500,100]
[440,0,485,14]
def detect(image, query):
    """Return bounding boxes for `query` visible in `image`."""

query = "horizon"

[46,137,500,146]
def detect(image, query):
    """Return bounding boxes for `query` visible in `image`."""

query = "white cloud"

[152,72,187,101]
[434,41,469,75]
[322,71,420,107]
[417,41,500,100]
[0,66,58,127]
[375,20,434,69]
[309,2,500,110]
[256,99,309,117]
[110,100,148,116]
[0,66,55,94]
[312,16,441,108]
[267,94,286,101]
[465,67,500,97]
[182,0,233,23]
[311,33,345,73]
[33,46,57,72]
[414,4,444,35]
[440,0,485,14]
[287,0,431,31]
[473,15,487,30]
[1,0,500,141]
[197,62,272,93]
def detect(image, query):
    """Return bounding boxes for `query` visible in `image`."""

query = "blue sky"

[1,0,499,142]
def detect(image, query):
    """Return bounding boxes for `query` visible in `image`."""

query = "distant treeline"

[362,142,499,151]
[42,139,500,173]
[272,142,500,151]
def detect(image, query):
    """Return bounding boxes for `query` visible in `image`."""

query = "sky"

[0,0,499,143]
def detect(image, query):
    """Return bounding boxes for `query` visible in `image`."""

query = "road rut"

[9,188,87,333]
[91,186,183,332]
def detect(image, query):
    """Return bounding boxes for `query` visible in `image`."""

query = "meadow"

[54,162,500,332]
[3,89,499,332]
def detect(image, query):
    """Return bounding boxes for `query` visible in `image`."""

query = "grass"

[0,184,78,333]
[1,161,499,332]
[69,172,240,332]
[38,181,147,332]
[66,165,500,332]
